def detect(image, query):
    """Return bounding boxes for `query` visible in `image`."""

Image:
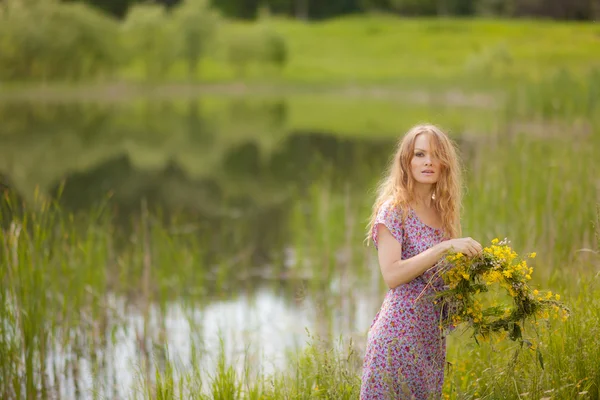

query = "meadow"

[1,10,600,400]
[201,15,600,87]
[2,10,600,91]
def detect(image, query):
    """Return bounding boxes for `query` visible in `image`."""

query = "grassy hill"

[153,15,600,90]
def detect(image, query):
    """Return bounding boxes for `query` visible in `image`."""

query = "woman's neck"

[412,185,434,209]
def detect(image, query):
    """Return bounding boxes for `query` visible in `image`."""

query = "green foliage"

[123,4,178,80]
[224,24,289,77]
[213,0,598,19]
[389,0,439,15]
[464,42,513,78]
[507,68,600,121]
[0,9,597,85]
[263,335,362,399]
[251,16,598,87]
[445,280,600,399]
[261,27,288,69]
[475,0,515,15]
[0,0,120,81]
[172,0,220,80]
[210,342,243,400]
[20,0,600,22]
[224,32,258,77]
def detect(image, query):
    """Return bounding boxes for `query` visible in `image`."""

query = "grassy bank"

[2,15,599,93]
[104,16,600,88]
[219,15,600,88]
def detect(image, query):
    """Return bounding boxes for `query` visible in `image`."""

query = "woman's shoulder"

[376,198,407,224]
[371,198,407,248]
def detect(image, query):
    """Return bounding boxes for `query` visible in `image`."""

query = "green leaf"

[509,322,521,341]
[536,348,544,370]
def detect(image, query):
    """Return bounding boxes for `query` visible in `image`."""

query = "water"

[1,96,598,398]
[41,286,376,399]
[0,97,395,398]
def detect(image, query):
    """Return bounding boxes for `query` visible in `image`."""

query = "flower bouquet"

[433,238,570,346]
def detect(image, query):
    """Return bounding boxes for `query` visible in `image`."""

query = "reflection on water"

[45,281,382,399]
[0,96,393,397]
[0,99,391,217]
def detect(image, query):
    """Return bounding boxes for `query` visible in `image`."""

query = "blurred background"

[0,0,599,399]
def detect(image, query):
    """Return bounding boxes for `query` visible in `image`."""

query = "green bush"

[173,0,221,80]
[464,42,513,78]
[122,4,179,81]
[260,27,288,70]
[0,0,120,81]
[225,25,288,77]
[389,0,438,15]
[507,68,600,120]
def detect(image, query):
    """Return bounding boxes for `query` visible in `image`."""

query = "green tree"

[212,0,259,18]
[0,0,120,81]
[61,0,181,18]
[173,0,220,80]
[123,3,178,80]
[259,26,288,72]
[225,22,288,78]
[389,0,438,15]
[56,0,600,20]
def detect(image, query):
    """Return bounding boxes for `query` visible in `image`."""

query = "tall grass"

[444,275,600,399]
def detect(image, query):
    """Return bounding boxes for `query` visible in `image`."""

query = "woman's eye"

[415,152,424,157]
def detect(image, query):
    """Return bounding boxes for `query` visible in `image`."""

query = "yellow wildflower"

[529,342,537,351]
[496,331,508,343]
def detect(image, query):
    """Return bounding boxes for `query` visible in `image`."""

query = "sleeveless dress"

[360,200,448,400]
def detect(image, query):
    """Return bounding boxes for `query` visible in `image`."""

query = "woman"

[360,124,482,399]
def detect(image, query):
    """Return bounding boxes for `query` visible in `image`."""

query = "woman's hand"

[443,237,482,257]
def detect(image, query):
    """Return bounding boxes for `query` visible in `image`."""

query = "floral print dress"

[361,200,448,400]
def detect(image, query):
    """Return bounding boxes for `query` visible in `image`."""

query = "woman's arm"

[376,224,449,289]
[376,225,482,289]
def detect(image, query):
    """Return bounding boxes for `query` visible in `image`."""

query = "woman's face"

[410,133,441,185]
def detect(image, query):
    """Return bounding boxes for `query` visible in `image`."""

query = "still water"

[0,97,399,398]
[46,285,380,399]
